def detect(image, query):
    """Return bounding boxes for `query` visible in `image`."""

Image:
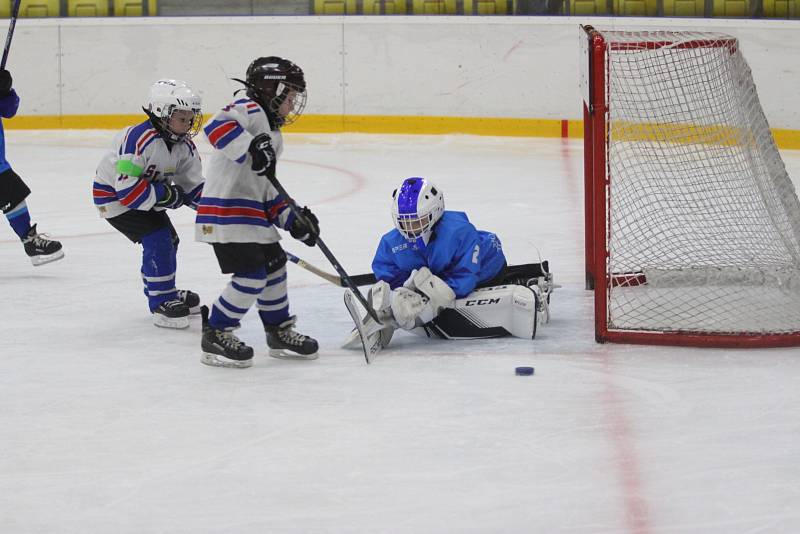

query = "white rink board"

[2,17,800,128]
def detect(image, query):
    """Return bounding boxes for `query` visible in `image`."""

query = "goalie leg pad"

[369,280,395,321]
[509,284,538,338]
[412,284,538,340]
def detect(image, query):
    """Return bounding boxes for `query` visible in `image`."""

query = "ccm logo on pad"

[465,298,501,306]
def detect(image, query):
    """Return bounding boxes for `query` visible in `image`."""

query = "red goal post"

[580,25,800,348]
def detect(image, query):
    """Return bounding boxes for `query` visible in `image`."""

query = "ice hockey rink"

[2,130,800,533]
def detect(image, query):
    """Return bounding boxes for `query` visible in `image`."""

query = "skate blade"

[201,352,253,368]
[268,349,319,361]
[153,314,190,329]
[30,250,65,266]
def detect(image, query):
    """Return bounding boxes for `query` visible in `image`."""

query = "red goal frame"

[580,25,800,348]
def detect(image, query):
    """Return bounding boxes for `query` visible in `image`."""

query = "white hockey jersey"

[92,120,204,219]
[195,98,293,244]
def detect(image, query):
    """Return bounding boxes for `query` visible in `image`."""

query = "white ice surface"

[1,131,800,533]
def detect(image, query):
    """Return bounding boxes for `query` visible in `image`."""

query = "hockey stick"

[265,168,382,323]
[1,0,22,70]
[286,251,550,289]
[285,251,376,287]
[285,251,344,286]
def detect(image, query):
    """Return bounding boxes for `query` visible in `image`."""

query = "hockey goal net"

[581,26,800,347]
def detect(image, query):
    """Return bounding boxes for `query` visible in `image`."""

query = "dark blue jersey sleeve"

[0,90,20,119]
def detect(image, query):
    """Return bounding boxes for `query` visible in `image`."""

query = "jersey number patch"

[142,164,159,181]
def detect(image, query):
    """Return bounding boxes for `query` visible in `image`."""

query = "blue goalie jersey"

[372,211,506,298]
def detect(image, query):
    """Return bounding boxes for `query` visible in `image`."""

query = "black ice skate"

[266,316,319,360]
[22,224,64,266]
[177,289,201,315]
[201,306,253,368]
[153,298,190,329]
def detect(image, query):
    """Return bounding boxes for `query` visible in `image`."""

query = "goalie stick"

[287,252,557,327]
[264,168,381,324]
[286,251,550,290]
[1,0,21,70]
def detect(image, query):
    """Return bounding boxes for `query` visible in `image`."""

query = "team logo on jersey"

[391,242,409,253]
[202,225,214,235]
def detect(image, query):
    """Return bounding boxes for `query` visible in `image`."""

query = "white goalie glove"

[390,287,426,330]
[391,267,456,330]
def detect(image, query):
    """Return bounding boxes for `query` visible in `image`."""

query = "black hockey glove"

[290,206,319,247]
[0,69,12,98]
[182,189,200,211]
[248,133,276,177]
[155,183,185,209]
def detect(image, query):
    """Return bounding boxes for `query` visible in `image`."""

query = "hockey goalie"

[343,176,553,357]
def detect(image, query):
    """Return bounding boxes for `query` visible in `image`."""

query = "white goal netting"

[603,31,800,335]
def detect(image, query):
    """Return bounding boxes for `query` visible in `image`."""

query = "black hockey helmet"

[236,56,307,127]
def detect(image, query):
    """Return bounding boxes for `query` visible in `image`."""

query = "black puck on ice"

[515,366,534,376]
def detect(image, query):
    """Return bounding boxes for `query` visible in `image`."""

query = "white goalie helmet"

[144,79,202,141]
[391,177,445,246]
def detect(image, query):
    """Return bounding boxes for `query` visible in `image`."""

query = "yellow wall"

[5,114,800,150]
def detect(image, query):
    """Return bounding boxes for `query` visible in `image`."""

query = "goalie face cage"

[580,25,800,348]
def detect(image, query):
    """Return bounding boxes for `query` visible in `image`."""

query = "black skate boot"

[266,316,319,360]
[177,290,201,315]
[153,298,190,329]
[201,306,253,368]
[22,224,64,266]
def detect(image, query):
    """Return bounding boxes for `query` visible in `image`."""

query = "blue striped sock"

[210,269,267,330]
[257,266,290,326]
[5,201,32,240]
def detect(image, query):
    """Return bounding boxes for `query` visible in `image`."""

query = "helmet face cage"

[146,80,203,141]
[269,81,307,127]
[391,177,445,245]
[246,57,307,127]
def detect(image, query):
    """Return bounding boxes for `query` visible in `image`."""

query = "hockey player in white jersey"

[196,56,319,369]
[344,177,552,354]
[92,79,204,329]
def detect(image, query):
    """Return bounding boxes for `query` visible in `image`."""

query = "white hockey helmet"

[391,177,445,246]
[144,79,202,141]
